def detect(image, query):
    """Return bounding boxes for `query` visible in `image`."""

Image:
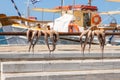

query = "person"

[68,20,79,33]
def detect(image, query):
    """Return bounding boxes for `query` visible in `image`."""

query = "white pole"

[27,0,30,18]
[26,0,30,26]
[88,0,91,6]
[73,0,75,13]
[61,0,64,15]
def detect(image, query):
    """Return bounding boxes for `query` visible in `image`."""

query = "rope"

[11,0,21,17]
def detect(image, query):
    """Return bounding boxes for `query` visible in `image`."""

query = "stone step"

[0,52,119,61]
[1,59,120,73]
[2,69,120,80]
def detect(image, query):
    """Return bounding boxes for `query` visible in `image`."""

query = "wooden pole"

[0,32,120,36]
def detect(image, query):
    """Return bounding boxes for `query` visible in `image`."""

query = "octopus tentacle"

[49,30,59,52]
[94,30,104,56]
[79,30,89,48]
[42,30,51,52]
[49,31,55,52]
[27,29,35,52]
[88,30,95,53]
[32,30,42,51]
[53,31,59,42]
[53,31,59,51]
[82,30,92,55]
[99,31,106,57]
[29,30,38,52]
[26,29,33,42]
[87,30,93,53]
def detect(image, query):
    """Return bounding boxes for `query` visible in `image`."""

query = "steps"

[1,59,120,73]
[0,45,120,80]
[2,70,120,80]
[1,59,120,80]
[0,52,119,60]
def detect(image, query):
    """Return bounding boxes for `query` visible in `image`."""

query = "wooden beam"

[0,32,26,36]
[0,32,119,36]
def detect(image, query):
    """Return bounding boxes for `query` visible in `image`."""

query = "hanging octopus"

[79,26,106,57]
[26,29,59,53]
[48,30,59,52]
[43,30,59,53]
[27,29,39,52]
[30,30,43,52]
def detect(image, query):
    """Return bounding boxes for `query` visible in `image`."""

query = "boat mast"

[61,0,64,15]
[88,0,92,27]
[88,0,91,6]
[72,0,75,13]
[27,0,30,18]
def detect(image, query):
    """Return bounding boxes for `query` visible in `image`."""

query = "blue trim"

[0,28,8,44]
[108,28,117,44]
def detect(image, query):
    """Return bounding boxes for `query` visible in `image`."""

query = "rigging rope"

[10,0,22,17]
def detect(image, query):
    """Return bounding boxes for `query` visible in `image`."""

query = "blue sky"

[0,0,120,24]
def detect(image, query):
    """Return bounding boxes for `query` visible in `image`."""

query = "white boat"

[1,0,120,45]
